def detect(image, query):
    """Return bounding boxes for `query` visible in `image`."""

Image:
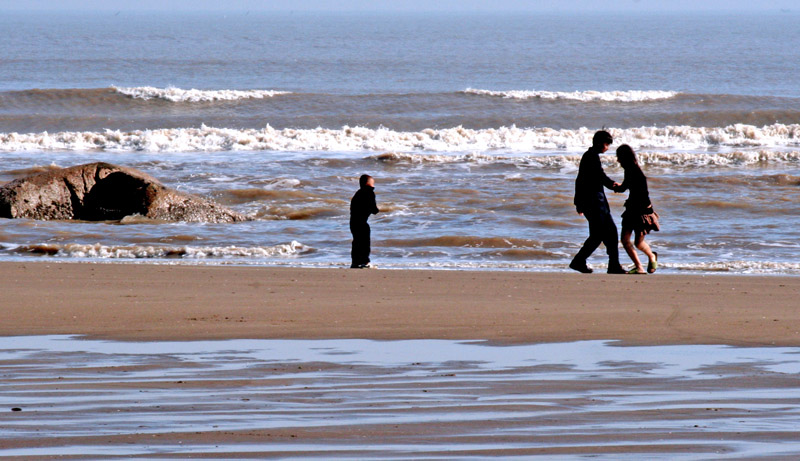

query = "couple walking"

[570,130,659,275]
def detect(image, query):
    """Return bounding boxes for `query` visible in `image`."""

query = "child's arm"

[371,191,379,214]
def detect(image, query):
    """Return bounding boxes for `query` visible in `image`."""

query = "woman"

[614,144,659,274]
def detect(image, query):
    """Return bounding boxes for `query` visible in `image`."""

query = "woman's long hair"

[616,144,643,175]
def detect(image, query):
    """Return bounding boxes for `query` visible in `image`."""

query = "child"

[614,145,659,274]
[350,174,380,268]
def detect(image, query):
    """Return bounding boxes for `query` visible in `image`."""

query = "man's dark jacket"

[574,147,616,214]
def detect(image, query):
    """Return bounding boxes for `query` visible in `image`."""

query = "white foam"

[1,124,799,153]
[375,149,800,170]
[633,150,800,167]
[24,241,310,259]
[263,178,302,189]
[300,259,800,275]
[113,86,290,102]
[464,88,678,102]
[668,260,800,274]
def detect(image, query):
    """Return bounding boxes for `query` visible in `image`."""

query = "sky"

[0,0,797,13]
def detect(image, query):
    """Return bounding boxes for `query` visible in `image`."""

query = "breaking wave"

[113,86,290,102]
[333,260,800,274]
[670,261,800,274]
[463,88,678,102]
[1,123,799,153]
[13,241,311,259]
[380,236,543,248]
[374,150,800,169]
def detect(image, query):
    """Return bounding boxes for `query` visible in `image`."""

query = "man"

[570,130,626,274]
[350,174,380,268]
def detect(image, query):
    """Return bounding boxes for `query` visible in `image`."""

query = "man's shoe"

[607,265,627,274]
[569,260,593,274]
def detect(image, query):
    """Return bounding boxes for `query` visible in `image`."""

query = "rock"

[0,162,247,223]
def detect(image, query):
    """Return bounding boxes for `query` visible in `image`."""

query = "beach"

[1,12,800,275]
[3,263,800,458]
[3,7,800,458]
[2,262,799,345]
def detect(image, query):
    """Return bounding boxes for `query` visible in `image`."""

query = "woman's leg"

[621,227,644,272]
[634,231,655,263]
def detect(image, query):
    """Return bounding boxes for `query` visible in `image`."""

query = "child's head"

[359,174,374,188]
[615,144,638,169]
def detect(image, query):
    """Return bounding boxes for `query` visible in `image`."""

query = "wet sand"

[3,262,800,458]
[0,262,799,346]
[4,337,800,459]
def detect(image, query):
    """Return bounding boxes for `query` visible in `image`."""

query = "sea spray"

[113,86,291,102]
[464,88,679,102]
[2,124,800,153]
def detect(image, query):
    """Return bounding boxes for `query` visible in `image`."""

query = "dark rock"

[0,162,247,223]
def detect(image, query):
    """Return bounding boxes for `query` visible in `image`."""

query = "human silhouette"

[350,174,379,268]
[570,130,625,274]
[614,144,659,274]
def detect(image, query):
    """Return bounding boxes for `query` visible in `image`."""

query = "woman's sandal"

[648,252,658,274]
[627,268,647,274]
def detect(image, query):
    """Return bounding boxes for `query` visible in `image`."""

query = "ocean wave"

[112,86,291,102]
[334,260,800,274]
[258,206,343,220]
[1,123,799,153]
[623,150,800,168]
[671,261,800,274]
[380,236,543,248]
[12,241,311,259]
[463,88,678,102]
[373,150,800,169]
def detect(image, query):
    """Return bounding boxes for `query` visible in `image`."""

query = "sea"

[1,10,799,274]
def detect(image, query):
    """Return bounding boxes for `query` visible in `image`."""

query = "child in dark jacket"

[350,174,380,268]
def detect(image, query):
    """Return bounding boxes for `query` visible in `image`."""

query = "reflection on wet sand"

[2,337,800,459]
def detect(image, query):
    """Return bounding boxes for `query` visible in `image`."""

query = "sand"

[3,262,800,458]
[0,262,798,346]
